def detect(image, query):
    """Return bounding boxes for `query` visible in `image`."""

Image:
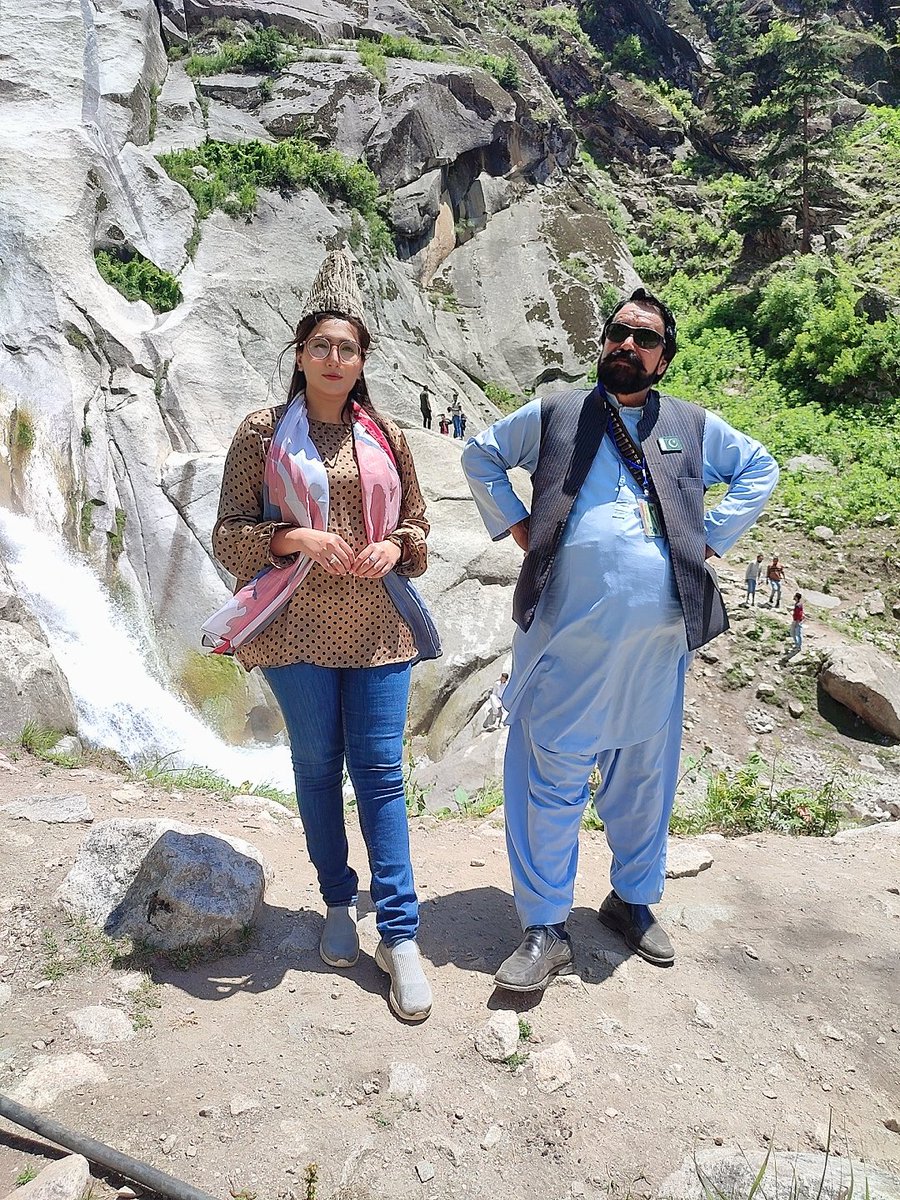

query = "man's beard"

[597,350,658,394]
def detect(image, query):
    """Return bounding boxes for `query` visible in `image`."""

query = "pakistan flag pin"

[658,436,683,452]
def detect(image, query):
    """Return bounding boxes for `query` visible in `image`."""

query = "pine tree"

[748,0,839,253]
[704,0,755,133]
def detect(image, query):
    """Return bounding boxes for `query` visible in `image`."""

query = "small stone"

[416,1161,435,1183]
[744,945,759,960]
[160,1134,178,1155]
[475,1010,520,1063]
[788,701,805,718]
[821,1082,833,1092]
[229,1094,260,1116]
[884,1119,900,1135]
[666,840,714,880]
[819,1024,844,1041]
[604,1107,619,1118]
[480,1124,502,1150]
[531,1040,576,1094]
[693,1001,716,1030]
[793,1044,809,1062]
[69,1006,135,1044]
[116,1188,140,1199]
[469,859,486,867]
[198,1106,215,1117]
[387,1062,428,1101]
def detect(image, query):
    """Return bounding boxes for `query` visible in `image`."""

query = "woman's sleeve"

[386,426,429,578]
[212,415,296,580]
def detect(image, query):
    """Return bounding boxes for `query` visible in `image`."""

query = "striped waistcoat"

[511,387,729,652]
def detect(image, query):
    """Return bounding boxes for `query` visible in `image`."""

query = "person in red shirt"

[790,593,804,650]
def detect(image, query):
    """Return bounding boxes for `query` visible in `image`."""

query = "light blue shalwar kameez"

[461,396,779,929]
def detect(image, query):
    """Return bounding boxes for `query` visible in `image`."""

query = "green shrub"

[609,33,652,73]
[13,409,35,453]
[670,752,843,836]
[484,382,523,413]
[158,138,391,255]
[94,250,183,313]
[108,507,127,559]
[184,26,288,77]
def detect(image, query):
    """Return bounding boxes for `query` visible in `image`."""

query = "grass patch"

[19,721,80,767]
[135,754,293,808]
[669,752,844,837]
[94,250,182,313]
[14,1169,38,1188]
[10,408,35,462]
[130,975,162,1031]
[41,917,117,981]
[355,33,520,90]
[443,780,504,818]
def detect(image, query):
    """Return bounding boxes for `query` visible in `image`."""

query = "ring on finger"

[328,553,339,565]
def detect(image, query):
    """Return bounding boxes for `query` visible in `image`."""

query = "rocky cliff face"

[0,0,636,751]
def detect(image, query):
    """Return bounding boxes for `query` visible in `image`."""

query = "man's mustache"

[604,350,641,366]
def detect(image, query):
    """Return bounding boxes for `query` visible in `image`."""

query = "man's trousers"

[502,679,685,930]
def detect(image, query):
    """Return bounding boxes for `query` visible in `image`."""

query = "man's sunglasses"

[605,322,665,351]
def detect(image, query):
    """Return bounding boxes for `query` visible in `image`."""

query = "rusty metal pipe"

[0,1093,220,1200]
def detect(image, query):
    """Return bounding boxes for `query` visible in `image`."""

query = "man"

[483,671,509,732]
[766,555,785,607]
[450,393,464,438]
[744,553,764,605]
[461,288,778,991]
[420,386,432,430]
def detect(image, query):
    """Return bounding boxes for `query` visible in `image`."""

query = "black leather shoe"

[597,891,674,967]
[494,926,575,992]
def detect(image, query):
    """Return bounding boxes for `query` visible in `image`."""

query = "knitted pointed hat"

[298,248,367,326]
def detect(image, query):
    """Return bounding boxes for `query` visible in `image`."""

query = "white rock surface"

[1,795,93,824]
[11,1053,108,1110]
[69,1005,135,1044]
[9,1154,91,1200]
[661,1148,900,1200]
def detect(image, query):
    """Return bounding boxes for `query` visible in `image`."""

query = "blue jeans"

[452,414,462,438]
[262,661,417,945]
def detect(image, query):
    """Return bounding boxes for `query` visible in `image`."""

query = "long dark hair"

[279,311,387,430]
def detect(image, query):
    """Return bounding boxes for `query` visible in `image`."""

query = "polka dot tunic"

[212,405,429,671]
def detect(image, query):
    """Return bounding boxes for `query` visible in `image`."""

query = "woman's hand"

[271,527,355,575]
[352,539,402,578]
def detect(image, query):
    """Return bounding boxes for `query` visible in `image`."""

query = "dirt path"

[1,756,898,1200]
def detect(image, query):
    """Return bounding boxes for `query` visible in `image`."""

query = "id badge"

[637,498,663,538]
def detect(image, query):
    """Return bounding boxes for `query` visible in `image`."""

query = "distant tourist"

[458,411,467,438]
[744,553,764,606]
[461,286,778,991]
[450,393,464,438]
[766,555,785,607]
[790,593,804,650]
[419,386,432,430]
[203,249,440,1023]
[439,412,450,435]
[482,671,509,731]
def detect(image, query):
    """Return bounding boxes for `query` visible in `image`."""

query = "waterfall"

[0,509,294,792]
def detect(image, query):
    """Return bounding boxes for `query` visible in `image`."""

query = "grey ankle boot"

[320,905,359,967]
[374,939,432,1021]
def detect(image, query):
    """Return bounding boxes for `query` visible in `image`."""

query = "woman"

[203,250,437,1022]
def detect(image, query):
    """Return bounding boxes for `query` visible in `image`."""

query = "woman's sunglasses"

[302,336,363,364]
[605,322,665,351]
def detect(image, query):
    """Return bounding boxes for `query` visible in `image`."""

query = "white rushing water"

[0,509,294,791]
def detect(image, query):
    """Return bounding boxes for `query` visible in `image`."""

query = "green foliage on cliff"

[158,137,393,256]
[184,26,289,76]
[94,250,183,313]
[356,32,520,89]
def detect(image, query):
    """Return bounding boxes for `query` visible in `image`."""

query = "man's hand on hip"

[510,518,530,552]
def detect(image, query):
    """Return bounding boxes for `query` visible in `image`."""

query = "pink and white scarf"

[202,395,402,655]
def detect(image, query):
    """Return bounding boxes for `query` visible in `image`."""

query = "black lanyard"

[603,396,655,500]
